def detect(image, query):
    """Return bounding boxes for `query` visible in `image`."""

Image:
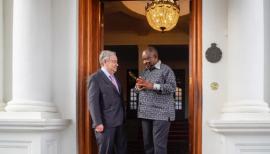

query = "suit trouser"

[141,119,171,154]
[94,125,127,154]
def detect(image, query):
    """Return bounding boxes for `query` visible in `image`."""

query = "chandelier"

[145,0,180,32]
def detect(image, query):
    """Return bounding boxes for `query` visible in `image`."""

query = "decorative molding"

[0,118,70,132]
[222,100,270,113]
[217,100,270,122]
[0,140,31,154]
[0,102,5,111]
[209,101,270,153]
[45,139,58,154]
[220,113,270,121]
[209,120,270,154]
[0,134,60,154]
[5,100,58,113]
[0,112,60,119]
[237,143,270,153]
[209,120,270,133]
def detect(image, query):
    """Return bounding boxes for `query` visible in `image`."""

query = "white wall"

[202,0,228,154]
[265,0,270,103]
[52,1,77,154]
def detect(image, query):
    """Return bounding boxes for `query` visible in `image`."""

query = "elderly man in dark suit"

[87,50,127,154]
[136,46,176,154]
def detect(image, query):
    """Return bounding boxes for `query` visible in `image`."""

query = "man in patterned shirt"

[136,46,176,154]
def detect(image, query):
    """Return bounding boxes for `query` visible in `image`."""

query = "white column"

[206,1,270,154]
[219,0,270,120]
[0,1,70,154]
[0,0,5,111]
[208,2,270,154]
[4,0,58,118]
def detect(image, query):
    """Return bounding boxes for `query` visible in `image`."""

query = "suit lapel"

[98,70,111,84]
[98,70,120,95]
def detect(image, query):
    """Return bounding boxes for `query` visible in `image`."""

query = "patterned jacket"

[137,62,176,121]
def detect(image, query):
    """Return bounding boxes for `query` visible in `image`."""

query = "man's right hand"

[95,124,104,133]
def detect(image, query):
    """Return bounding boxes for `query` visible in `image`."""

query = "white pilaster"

[265,0,270,104]
[221,0,269,120]
[209,1,270,153]
[0,0,5,111]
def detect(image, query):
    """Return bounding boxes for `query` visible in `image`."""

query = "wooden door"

[78,0,103,153]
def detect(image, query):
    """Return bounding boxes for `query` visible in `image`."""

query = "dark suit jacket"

[87,69,125,128]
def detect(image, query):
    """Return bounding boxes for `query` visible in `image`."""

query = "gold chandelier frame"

[145,0,180,32]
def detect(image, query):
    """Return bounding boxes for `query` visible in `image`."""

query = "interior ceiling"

[104,1,190,35]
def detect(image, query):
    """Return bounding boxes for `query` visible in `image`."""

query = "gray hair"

[99,50,116,66]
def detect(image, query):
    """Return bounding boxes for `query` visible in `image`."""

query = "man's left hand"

[136,78,153,90]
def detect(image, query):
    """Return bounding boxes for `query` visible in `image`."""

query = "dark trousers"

[94,125,127,154]
[141,119,171,154]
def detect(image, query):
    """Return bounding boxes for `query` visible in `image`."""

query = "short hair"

[99,50,116,66]
[144,46,159,58]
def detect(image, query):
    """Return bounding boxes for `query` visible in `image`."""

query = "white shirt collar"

[101,67,111,79]
[154,60,161,69]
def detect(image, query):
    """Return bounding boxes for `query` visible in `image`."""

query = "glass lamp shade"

[145,0,180,32]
